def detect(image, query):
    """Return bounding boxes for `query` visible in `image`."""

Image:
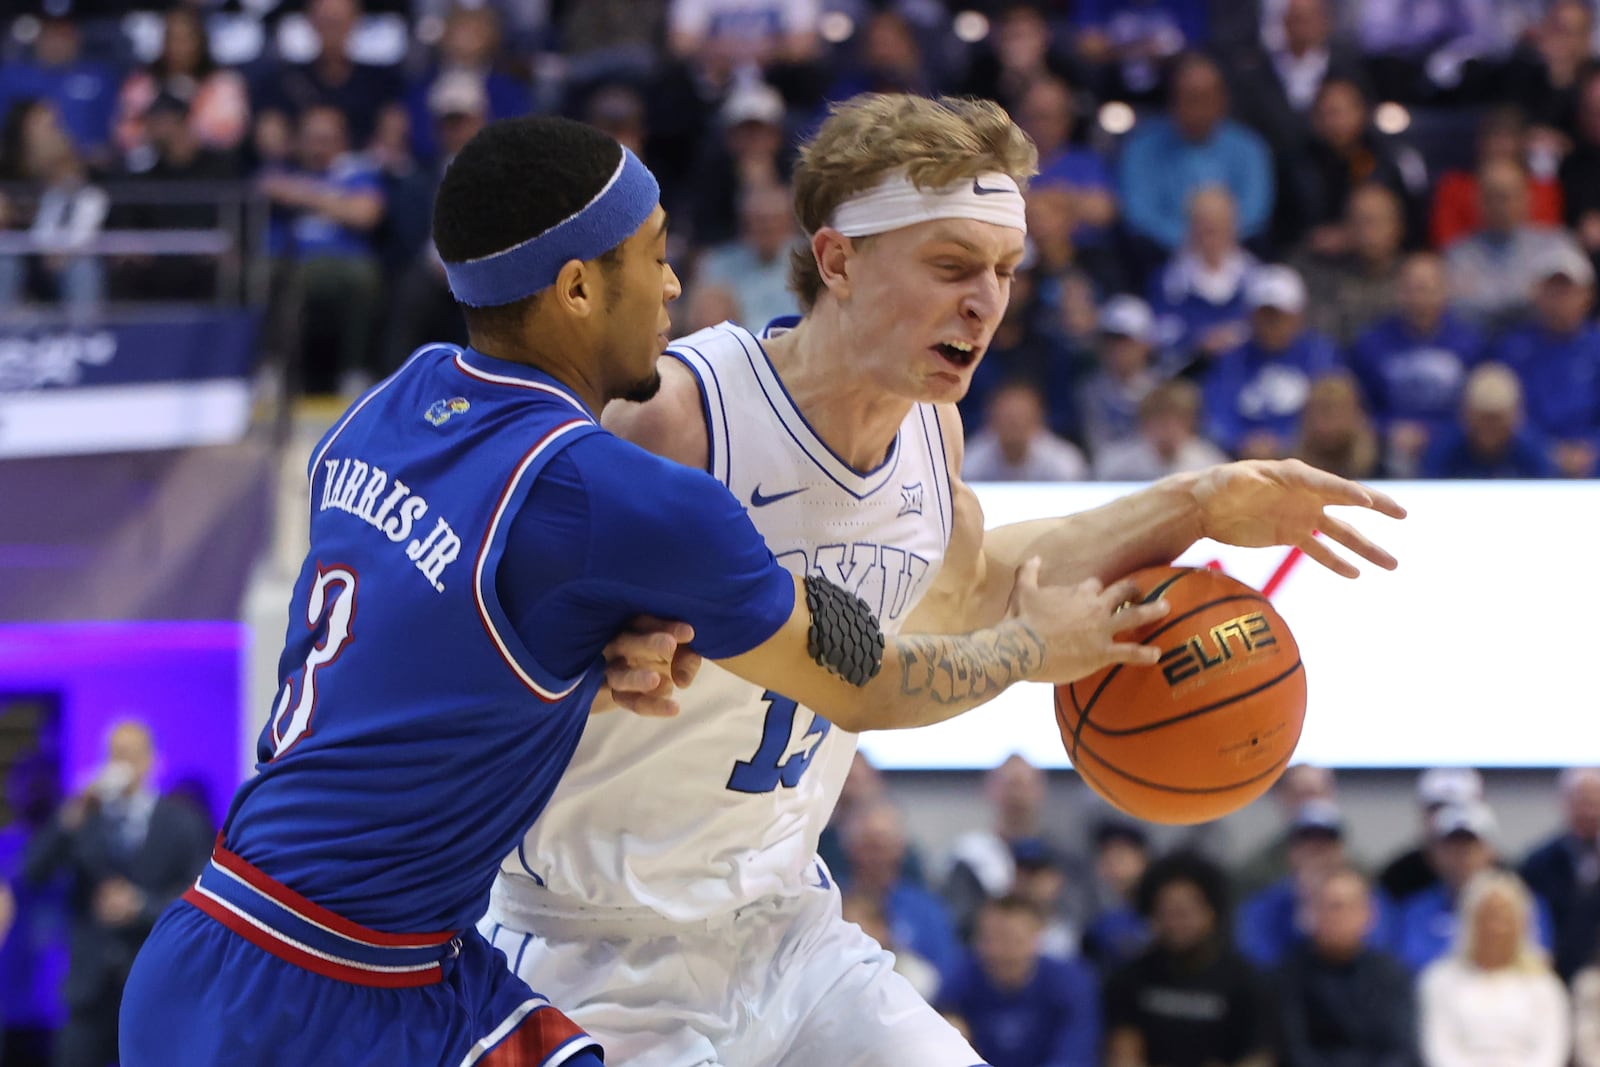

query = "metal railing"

[0,179,272,310]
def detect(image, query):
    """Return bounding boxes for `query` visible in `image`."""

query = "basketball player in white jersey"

[483,94,1405,1067]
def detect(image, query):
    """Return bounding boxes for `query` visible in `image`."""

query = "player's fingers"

[1299,535,1359,579]
[671,649,703,688]
[1014,556,1043,591]
[1287,461,1383,508]
[1101,577,1145,609]
[1318,514,1398,571]
[1111,599,1170,635]
[1357,483,1407,519]
[1076,575,1105,597]
[605,666,664,694]
[1105,641,1162,667]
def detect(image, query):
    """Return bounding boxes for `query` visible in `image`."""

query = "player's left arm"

[906,405,1408,633]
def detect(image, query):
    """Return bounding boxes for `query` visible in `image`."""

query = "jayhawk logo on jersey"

[425,397,471,426]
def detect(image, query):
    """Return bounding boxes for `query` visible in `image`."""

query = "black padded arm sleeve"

[803,575,885,688]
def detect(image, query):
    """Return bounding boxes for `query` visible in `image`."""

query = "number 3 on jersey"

[727,691,831,794]
[270,564,358,760]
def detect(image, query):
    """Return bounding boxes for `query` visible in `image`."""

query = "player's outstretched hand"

[1006,558,1170,685]
[593,616,703,718]
[1192,459,1407,578]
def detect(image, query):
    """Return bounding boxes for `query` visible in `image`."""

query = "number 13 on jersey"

[727,691,831,794]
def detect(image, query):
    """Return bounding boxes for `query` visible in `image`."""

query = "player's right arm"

[718,561,1165,733]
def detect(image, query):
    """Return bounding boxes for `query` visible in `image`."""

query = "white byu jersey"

[498,320,954,921]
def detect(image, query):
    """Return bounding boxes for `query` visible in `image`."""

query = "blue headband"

[443,147,660,308]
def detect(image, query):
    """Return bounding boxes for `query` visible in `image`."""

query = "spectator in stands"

[1348,252,1485,477]
[961,3,1076,115]
[1518,767,1600,982]
[1276,78,1417,256]
[1228,0,1371,160]
[1236,764,1340,897]
[1418,871,1570,1067]
[1380,770,1483,903]
[1105,852,1272,1067]
[405,5,531,165]
[1578,956,1600,1067]
[1444,157,1585,328]
[943,755,1086,945]
[114,7,251,165]
[0,14,116,165]
[688,80,790,248]
[1202,264,1342,459]
[841,891,943,1003]
[1236,800,1378,969]
[1015,77,1116,247]
[940,895,1101,1067]
[841,801,962,986]
[1277,867,1417,1067]
[20,721,211,1067]
[1072,0,1207,101]
[252,0,406,162]
[1391,801,1555,974]
[667,0,820,94]
[695,182,799,331]
[1148,186,1257,367]
[1503,0,1593,155]
[1294,372,1380,479]
[1082,821,1151,973]
[381,72,487,363]
[1355,0,1508,103]
[0,99,108,319]
[1118,53,1275,257]
[1011,840,1087,961]
[260,105,386,395]
[553,0,667,85]
[1094,379,1230,480]
[118,93,240,301]
[961,264,1086,439]
[1432,107,1565,251]
[0,754,69,1067]
[1078,295,1161,459]
[581,83,648,159]
[1025,182,1125,328]
[1293,182,1407,346]
[1423,362,1561,477]
[1561,67,1600,277]
[1491,245,1600,477]
[680,282,742,334]
[963,380,1090,482]
[827,10,935,100]
[818,751,926,890]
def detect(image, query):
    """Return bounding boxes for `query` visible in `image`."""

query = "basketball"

[1055,565,1308,825]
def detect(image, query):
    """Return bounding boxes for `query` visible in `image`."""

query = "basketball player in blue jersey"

[485,95,1409,1067]
[117,116,1175,1067]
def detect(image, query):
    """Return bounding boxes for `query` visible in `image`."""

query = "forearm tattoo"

[895,621,1047,706]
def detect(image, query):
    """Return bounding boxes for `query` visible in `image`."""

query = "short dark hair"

[433,116,629,333]
[1134,850,1232,926]
[982,893,1047,923]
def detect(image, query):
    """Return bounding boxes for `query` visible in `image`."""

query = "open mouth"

[932,341,980,369]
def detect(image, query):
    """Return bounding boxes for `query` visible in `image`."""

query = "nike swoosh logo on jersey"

[971,178,1011,196]
[750,485,808,508]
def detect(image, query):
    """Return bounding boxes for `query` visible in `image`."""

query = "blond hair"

[1452,869,1549,974]
[788,93,1039,311]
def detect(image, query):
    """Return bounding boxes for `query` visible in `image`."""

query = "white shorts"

[480,879,985,1067]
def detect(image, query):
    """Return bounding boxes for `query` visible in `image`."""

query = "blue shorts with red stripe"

[119,845,601,1067]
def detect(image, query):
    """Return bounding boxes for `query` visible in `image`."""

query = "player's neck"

[467,333,607,415]
[764,316,913,473]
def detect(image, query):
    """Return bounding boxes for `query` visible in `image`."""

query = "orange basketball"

[1055,565,1307,825]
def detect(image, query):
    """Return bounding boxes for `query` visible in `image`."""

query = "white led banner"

[856,481,1600,770]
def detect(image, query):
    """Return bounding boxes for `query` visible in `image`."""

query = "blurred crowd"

[1,0,1599,476]
[814,755,1600,1067]
[3,725,1600,1067]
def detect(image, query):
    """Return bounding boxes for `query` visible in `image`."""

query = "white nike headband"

[828,169,1028,238]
